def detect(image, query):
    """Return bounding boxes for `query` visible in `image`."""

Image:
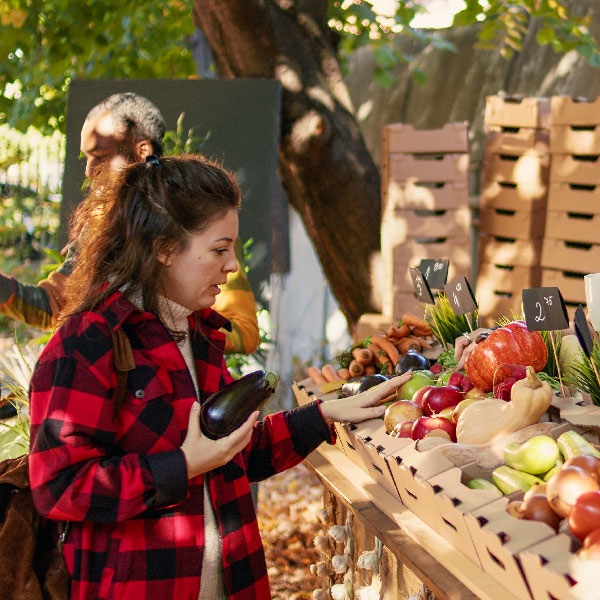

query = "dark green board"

[60,79,282,294]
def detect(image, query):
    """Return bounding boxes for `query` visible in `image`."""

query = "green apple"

[397,370,435,401]
[437,407,455,421]
[436,370,453,386]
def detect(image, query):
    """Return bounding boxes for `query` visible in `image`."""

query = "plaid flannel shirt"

[29,290,333,600]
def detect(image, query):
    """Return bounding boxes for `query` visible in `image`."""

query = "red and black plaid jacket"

[29,290,333,600]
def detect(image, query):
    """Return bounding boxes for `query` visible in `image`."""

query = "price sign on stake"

[418,258,449,290]
[409,267,435,304]
[574,304,594,358]
[522,287,569,394]
[444,276,477,316]
[522,287,569,332]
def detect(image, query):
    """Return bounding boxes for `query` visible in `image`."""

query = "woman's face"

[159,209,239,311]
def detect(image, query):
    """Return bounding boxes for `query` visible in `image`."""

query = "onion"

[546,465,600,518]
[564,455,600,482]
[519,494,561,532]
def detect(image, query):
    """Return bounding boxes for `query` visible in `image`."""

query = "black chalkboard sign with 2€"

[418,259,449,290]
[522,287,569,332]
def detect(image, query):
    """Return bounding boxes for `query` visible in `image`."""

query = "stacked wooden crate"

[477,96,551,324]
[380,122,471,320]
[542,97,600,313]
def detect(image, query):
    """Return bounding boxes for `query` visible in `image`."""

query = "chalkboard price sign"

[409,267,435,304]
[522,287,569,332]
[574,304,594,358]
[444,276,477,316]
[418,258,449,290]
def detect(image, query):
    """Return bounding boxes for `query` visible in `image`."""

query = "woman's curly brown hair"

[60,154,241,322]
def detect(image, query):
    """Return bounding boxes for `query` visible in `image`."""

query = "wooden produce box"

[550,124,600,154]
[382,291,428,324]
[480,180,547,212]
[551,96,600,126]
[386,442,455,532]
[477,287,524,325]
[484,95,551,129]
[387,152,469,183]
[426,463,504,568]
[391,236,471,266]
[360,428,414,498]
[550,154,600,185]
[336,418,386,473]
[384,259,470,295]
[541,268,586,305]
[479,234,543,267]
[381,207,471,243]
[384,180,469,212]
[355,313,397,340]
[464,498,558,600]
[541,238,600,274]
[519,535,586,600]
[478,262,542,291]
[551,394,600,429]
[479,207,546,240]
[545,209,600,245]
[482,153,550,188]
[485,126,550,155]
[383,122,468,154]
[547,182,600,213]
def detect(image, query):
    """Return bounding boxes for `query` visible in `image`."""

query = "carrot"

[375,392,398,406]
[411,325,432,337]
[364,364,377,375]
[401,312,430,330]
[407,335,432,350]
[348,360,365,378]
[321,363,343,382]
[371,334,401,366]
[367,342,393,374]
[337,367,351,380]
[394,323,411,338]
[397,337,421,354]
[352,347,373,365]
[308,366,327,385]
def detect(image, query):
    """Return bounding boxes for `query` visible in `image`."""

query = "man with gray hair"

[0,92,259,355]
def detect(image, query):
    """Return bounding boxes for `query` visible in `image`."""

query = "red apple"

[411,416,457,442]
[393,420,415,438]
[447,372,464,388]
[460,375,474,393]
[383,400,423,433]
[411,385,436,410]
[421,385,463,416]
[429,363,443,375]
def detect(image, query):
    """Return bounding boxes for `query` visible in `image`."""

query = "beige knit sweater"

[151,297,229,599]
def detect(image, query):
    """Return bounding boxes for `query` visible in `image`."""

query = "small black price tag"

[444,276,477,316]
[418,258,449,290]
[574,304,594,358]
[522,287,569,332]
[409,267,435,304]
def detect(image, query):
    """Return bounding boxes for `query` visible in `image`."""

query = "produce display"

[295,301,600,599]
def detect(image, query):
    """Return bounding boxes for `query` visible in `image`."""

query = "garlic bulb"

[357,550,379,571]
[328,524,348,544]
[330,583,346,600]
[331,554,348,574]
[313,535,330,555]
[312,589,328,600]
[315,561,330,578]
[317,508,331,526]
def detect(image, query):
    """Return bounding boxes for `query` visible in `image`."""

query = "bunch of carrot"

[306,312,434,386]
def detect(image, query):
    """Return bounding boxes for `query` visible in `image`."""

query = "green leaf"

[373,44,399,70]
[373,67,396,88]
[536,27,555,45]
[410,66,427,85]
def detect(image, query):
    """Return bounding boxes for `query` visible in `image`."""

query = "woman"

[28,155,410,600]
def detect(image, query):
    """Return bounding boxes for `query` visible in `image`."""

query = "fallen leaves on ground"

[257,463,325,599]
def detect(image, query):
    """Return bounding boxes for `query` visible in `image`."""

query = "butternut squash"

[456,366,553,445]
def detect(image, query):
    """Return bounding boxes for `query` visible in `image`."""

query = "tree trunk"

[192,0,381,326]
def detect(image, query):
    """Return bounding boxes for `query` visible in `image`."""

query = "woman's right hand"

[180,402,258,479]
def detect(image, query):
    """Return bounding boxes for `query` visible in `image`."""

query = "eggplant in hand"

[200,370,280,439]
[340,374,388,397]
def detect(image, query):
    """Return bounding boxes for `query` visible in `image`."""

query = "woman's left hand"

[318,371,412,425]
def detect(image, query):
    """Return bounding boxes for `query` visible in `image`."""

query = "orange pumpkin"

[464,320,547,392]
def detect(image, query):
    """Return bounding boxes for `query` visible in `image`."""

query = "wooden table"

[304,441,521,600]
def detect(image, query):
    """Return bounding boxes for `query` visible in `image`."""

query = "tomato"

[569,490,600,541]
[579,528,600,561]
[465,321,547,392]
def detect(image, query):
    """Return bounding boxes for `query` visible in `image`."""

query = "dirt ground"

[257,463,325,599]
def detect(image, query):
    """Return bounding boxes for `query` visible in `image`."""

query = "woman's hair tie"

[145,155,160,167]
